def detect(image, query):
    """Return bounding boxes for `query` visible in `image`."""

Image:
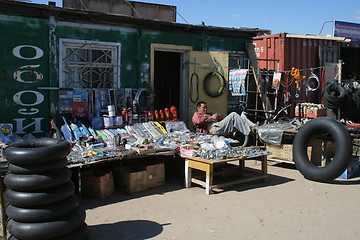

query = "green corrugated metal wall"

[0,13,249,136]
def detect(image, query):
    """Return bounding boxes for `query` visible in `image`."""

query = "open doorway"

[151,44,192,123]
[153,51,181,111]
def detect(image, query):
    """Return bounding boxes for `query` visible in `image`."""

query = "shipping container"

[252,33,347,72]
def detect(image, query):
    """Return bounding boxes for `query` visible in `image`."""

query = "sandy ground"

[81,160,360,240]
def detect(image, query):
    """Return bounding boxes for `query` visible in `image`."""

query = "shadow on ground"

[270,161,360,186]
[87,220,167,240]
[210,171,295,194]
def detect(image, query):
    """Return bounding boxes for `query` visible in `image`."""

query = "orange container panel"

[253,33,339,72]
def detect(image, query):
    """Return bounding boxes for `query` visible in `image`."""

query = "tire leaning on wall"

[293,117,352,183]
[203,71,226,97]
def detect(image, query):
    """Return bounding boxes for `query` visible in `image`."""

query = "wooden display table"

[184,153,268,195]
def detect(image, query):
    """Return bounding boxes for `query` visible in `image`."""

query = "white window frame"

[59,38,121,89]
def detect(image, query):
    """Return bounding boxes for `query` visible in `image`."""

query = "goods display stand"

[184,153,269,195]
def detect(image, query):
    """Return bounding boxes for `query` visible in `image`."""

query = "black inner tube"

[293,117,352,183]
[203,71,226,97]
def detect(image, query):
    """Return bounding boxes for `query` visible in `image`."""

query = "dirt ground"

[81,160,360,240]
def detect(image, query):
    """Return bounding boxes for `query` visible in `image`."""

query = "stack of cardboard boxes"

[81,162,165,198]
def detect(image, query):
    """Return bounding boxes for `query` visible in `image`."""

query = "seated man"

[192,101,256,136]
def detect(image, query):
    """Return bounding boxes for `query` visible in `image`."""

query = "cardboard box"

[147,163,165,189]
[339,157,360,179]
[81,170,114,199]
[122,165,148,193]
[307,108,327,118]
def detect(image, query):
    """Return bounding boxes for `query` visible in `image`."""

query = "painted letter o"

[12,45,44,60]
[13,91,44,106]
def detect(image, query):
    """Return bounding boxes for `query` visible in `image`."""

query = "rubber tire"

[8,158,68,174]
[203,71,226,97]
[293,117,352,182]
[8,222,88,240]
[6,194,78,223]
[0,160,9,177]
[4,168,72,191]
[3,138,71,165]
[50,222,88,240]
[5,181,75,208]
[7,206,86,240]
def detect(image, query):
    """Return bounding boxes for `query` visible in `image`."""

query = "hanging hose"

[189,72,199,103]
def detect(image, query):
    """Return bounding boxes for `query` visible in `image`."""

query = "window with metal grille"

[59,39,121,88]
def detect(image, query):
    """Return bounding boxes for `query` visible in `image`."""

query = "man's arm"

[192,112,213,126]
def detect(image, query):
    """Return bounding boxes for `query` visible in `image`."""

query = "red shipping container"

[252,33,341,72]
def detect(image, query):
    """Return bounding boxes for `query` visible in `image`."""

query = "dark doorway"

[341,47,360,81]
[154,51,181,111]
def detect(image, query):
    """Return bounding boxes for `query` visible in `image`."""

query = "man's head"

[196,101,207,114]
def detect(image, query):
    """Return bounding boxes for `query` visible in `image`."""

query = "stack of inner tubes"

[324,82,360,122]
[3,138,88,240]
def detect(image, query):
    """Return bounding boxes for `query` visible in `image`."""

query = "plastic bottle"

[159,109,164,121]
[154,110,159,121]
[295,104,299,117]
[164,108,170,121]
[143,111,148,122]
[121,109,128,125]
[132,100,138,124]
[127,107,132,125]
[170,106,178,121]
[148,111,153,121]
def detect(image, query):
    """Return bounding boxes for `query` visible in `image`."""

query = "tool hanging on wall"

[190,58,199,103]
[306,71,320,96]
[291,67,306,98]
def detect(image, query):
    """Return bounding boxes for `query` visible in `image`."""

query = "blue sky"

[30,0,360,36]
